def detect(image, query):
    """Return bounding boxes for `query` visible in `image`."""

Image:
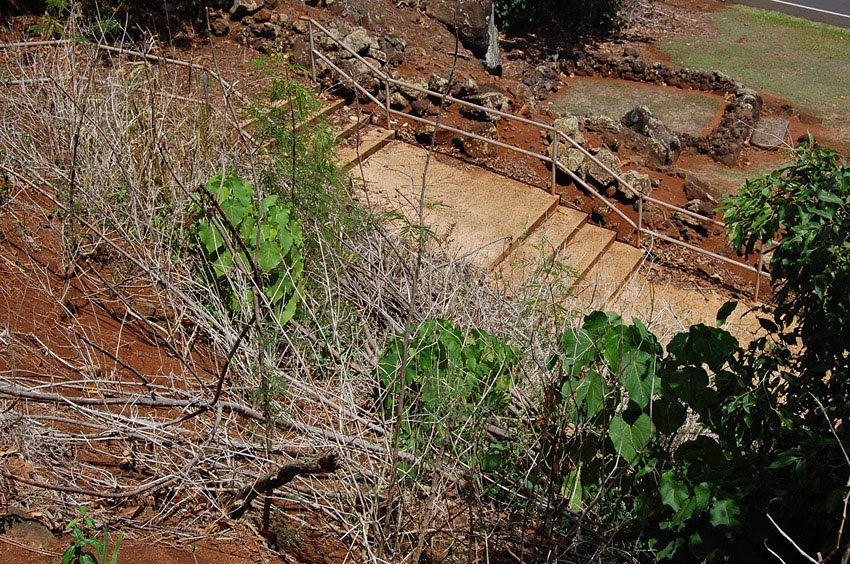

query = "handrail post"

[754,240,765,302]
[550,129,558,195]
[637,194,644,246]
[308,20,317,83]
[385,79,392,129]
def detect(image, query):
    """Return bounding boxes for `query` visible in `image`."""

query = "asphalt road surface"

[730,0,850,27]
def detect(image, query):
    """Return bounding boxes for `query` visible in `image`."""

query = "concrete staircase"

[309,98,762,343]
[319,99,645,306]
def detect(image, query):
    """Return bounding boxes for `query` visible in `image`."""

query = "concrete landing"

[595,262,764,345]
[354,141,559,269]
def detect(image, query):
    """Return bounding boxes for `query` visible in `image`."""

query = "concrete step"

[573,241,645,306]
[240,97,345,138]
[560,223,616,280]
[352,140,559,269]
[332,113,371,142]
[337,126,396,170]
[494,207,587,286]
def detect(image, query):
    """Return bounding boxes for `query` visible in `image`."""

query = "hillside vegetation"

[0,5,848,563]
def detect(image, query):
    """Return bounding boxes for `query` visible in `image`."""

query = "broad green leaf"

[716,300,738,327]
[197,222,223,254]
[220,198,249,227]
[573,370,606,418]
[257,240,282,271]
[608,412,653,465]
[709,499,740,527]
[818,190,844,206]
[655,538,684,560]
[621,350,655,408]
[562,467,583,513]
[659,472,689,512]
[558,328,596,376]
[210,250,233,278]
[676,436,724,467]
[274,295,299,326]
[693,482,712,512]
[688,325,739,372]
[652,397,687,436]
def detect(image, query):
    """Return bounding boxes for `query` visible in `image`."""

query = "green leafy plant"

[376,319,520,467]
[495,0,622,32]
[723,139,850,389]
[61,506,123,564]
[27,0,73,39]
[191,172,303,326]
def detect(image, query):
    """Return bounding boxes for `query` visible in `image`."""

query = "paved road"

[730,0,850,27]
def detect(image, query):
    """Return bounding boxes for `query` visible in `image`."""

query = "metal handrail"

[302,17,769,300]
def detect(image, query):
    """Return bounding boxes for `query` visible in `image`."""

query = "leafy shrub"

[376,319,520,466]
[192,172,304,326]
[495,0,623,33]
[61,505,123,564]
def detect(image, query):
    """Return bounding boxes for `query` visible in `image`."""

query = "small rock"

[389,91,408,109]
[410,99,432,116]
[685,198,714,217]
[452,77,479,98]
[211,17,230,36]
[556,147,586,174]
[640,202,664,229]
[582,114,623,134]
[750,117,790,150]
[291,19,309,34]
[621,106,681,165]
[253,8,271,22]
[592,203,612,223]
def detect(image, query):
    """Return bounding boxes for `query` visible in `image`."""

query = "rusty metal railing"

[302,17,769,300]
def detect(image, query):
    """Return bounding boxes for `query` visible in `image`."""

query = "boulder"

[421,0,501,74]
[459,122,498,158]
[428,72,450,94]
[750,117,789,150]
[584,148,621,187]
[211,17,230,36]
[556,148,586,175]
[389,91,409,109]
[229,0,263,20]
[461,89,509,121]
[582,115,623,134]
[621,106,681,165]
[549,115,584,146]
[451,77,480,98]
[618,170,652,200]
[395,77,429,101]
[341,27,373,57]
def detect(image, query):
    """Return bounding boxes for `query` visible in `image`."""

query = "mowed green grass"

[661,5,850,124]
[548,78,723,136]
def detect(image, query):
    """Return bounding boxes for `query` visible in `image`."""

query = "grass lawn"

[547,78,723,136]
[661,5,850,125]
